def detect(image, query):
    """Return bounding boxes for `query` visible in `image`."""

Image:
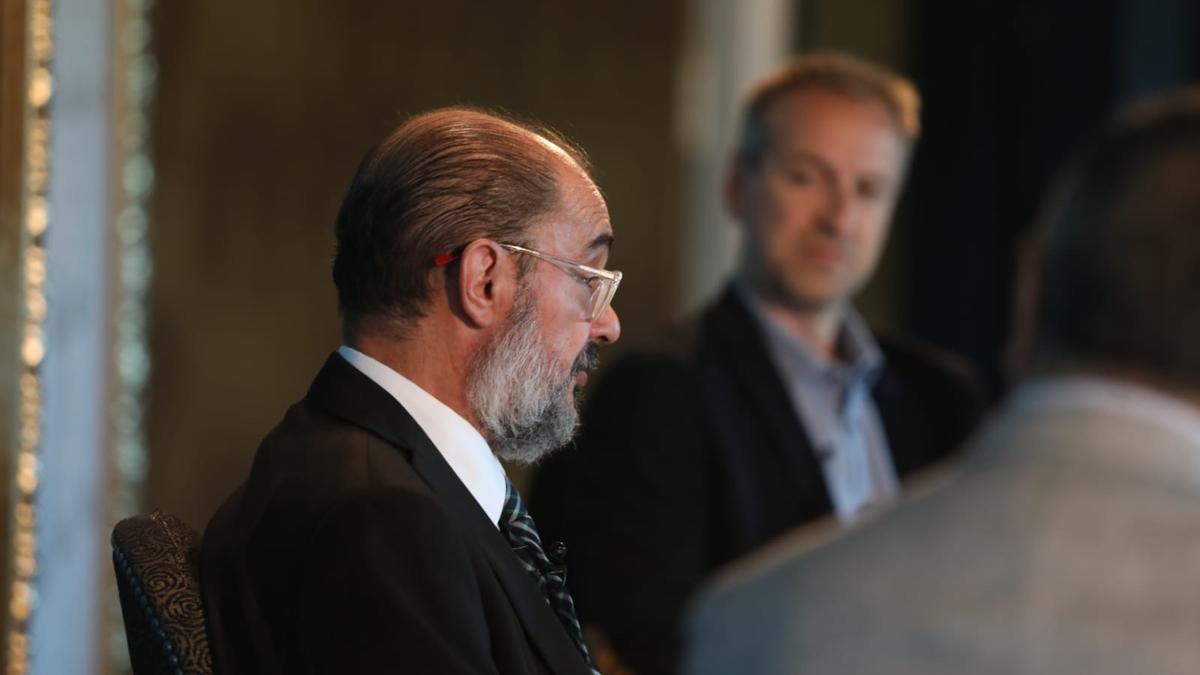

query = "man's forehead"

[767,89,905,141]
[579,203,613,254]
[765,94,907,175]
[540,166,612,254]
[536,215,613,258]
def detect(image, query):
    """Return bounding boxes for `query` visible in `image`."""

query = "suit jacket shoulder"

[876,329,984,414]
[202,353,591,675]
[872,330,986,475]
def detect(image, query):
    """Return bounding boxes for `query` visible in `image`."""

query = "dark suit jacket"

[536,285,983,675]
[201,353,592,675]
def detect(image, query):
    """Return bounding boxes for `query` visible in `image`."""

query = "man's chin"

[771,277,857,313]
[488,385,583,465]
[493,423,578,466]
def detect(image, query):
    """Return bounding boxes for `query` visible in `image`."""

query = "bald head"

[332,107,593,339]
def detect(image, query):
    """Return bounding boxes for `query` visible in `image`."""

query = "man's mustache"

[572,342,600,373]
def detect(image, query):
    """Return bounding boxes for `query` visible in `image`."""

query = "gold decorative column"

[8,0,52,672]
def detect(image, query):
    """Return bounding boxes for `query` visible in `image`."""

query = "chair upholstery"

[112,510,214,675]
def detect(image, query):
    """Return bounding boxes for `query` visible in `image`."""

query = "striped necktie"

[501,478,598,673]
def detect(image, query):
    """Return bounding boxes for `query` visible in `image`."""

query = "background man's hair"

[1036,87,1200,390]
[735,50,921,168]
[332,107,591,340]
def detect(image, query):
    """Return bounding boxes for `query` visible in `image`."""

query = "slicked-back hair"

[735,50,921,168]
[1036,87,1200,389]
[332,107,592,339]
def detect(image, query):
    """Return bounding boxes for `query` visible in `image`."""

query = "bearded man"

[201,108,621,675]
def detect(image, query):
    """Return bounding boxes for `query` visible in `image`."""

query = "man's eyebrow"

[587,233,614,252]
[779,150,894,177]
[774,150,828,169]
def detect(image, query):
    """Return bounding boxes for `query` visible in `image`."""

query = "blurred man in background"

[550,52,982,674]
[688,87,1200,675]
[202,108,620,674]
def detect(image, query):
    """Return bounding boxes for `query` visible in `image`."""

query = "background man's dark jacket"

[534,284,984,674]
[202,354,592,675]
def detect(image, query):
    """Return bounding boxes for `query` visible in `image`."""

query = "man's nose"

[590,305,621,344]
[817,182,854,236]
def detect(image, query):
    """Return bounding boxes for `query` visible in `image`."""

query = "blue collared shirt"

[737,284,900,523]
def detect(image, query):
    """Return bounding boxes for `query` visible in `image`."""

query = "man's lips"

[802,241,848,266]
[574,370,588,388]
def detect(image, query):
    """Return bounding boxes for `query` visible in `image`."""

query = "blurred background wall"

[1,0,1198,672]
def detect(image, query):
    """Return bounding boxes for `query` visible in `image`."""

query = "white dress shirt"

[337,345,507,528]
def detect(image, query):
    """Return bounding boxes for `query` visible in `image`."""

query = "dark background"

[900,0,1198,395]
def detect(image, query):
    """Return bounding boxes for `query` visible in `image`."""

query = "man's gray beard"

[466,296,598,465]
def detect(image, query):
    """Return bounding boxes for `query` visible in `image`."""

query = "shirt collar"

[337,345,507,528]
[734,280,884,384]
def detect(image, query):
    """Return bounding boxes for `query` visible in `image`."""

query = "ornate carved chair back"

[112,510,214,675]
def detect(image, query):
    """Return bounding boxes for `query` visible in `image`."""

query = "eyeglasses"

[432,242,623,321]
[500,243,622,322]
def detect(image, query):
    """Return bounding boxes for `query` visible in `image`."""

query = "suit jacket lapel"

[871,365,921,475]
[871,339,945,478]
[701,286,833,514]
[306,353,589,674]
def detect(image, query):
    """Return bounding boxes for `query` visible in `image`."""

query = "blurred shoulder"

[590,309,709,392]
[875,331,988,419]
[876,331,979,391]
[595,287,749,386]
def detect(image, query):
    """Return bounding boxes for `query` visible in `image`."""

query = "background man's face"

[733,88,908,312]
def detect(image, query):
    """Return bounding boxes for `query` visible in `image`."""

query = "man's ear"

[457,239,515,329]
